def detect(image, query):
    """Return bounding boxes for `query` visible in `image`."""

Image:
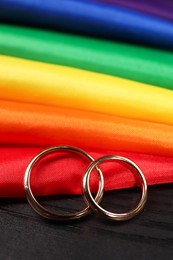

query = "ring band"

[24,146,104,221]
[82,155,148,221]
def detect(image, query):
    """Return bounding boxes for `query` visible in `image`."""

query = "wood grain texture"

[0,184,172,260]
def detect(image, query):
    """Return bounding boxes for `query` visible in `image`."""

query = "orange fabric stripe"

[1,100,173,156]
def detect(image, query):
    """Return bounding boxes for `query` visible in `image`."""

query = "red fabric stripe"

[0,147,172,197]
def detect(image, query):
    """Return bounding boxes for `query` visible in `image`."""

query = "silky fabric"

[1,25,173,90]
[0,147,173,197]
[97,0,173,21]
[1,1,173,49]
[1,55,173,126]
[1,100,173,157]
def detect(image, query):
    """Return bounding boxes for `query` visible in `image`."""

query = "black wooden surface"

[0,184,172,260]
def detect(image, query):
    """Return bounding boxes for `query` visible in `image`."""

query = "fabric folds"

[1,100,173,157]
[0,147,173,197]
[1,25,173,90]
[0,0,173,198]
[1,55,173,126]
[1,0,173,49]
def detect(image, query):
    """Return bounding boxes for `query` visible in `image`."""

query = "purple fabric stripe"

[97,0,173,21]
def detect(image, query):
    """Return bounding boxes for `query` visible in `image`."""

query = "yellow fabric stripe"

[0,55,173,125]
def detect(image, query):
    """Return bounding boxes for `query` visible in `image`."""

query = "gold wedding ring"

[83,155,147,221]
[24,146,104,221]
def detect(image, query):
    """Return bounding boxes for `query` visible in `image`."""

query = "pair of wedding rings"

[24,146,148,222]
